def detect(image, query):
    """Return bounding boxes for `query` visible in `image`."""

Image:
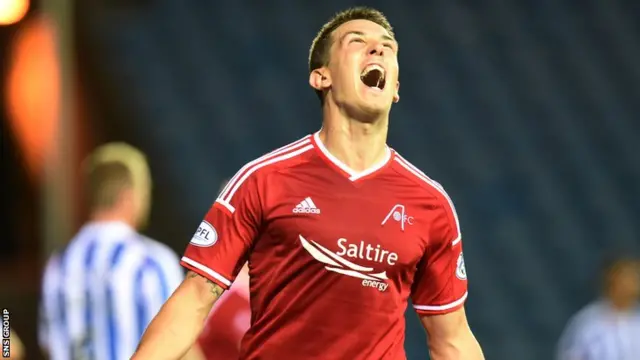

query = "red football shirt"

[181,132,468,360]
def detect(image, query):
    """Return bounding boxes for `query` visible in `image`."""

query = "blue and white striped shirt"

[39,221,183,360]
[557,300,640,360]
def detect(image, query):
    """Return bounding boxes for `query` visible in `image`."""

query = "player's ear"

[393,81,400,103]
[309,68,331,91]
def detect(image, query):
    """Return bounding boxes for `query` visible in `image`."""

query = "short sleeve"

[131,256,181,341]
[131,243,184,337]
[143,239,184,295]
[411,199,468,315]
[181,173,261,290]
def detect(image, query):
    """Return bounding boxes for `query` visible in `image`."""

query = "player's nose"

[368,42,385,57]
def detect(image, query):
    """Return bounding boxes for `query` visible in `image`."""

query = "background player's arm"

[132,271,224,359]
[420,308,483,360]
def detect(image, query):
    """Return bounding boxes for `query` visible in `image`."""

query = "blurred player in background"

[557,255,640,360]
[7,329,25,360]
[39,143,185,360]
[191,179,251,360]
[134,6,484,359]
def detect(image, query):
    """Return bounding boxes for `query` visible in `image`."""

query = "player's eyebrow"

[340,31,396,44]
[381,34,396,43]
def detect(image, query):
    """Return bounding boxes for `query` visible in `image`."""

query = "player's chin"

[358,92,392,110]
[353,102,391,122]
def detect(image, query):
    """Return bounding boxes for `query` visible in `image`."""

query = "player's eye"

[350,38,365,44]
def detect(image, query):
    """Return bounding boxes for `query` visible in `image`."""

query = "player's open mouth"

[360,64,386,91]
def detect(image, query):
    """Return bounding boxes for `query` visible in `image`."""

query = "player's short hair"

[600,254,639,290]
[82,142,151,211]
[86,161,133,210]
[308,7,395,105]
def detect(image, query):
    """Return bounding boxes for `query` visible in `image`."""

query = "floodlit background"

[1,0,639,359]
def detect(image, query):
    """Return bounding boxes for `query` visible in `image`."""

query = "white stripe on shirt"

[39,221,183,360]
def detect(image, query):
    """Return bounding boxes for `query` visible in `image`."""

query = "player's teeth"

[362,64,384,76]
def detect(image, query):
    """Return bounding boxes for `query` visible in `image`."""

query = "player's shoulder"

[106,233,178,265]
[42,250,63,280]
[390,151,455,202]
[235,134,314,179]
[138,234,181,264]
[218,134,315,201]
[44,250,61,267]
[561,300,613,338]
[571,301,610,325]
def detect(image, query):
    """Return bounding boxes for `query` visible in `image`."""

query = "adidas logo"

[293,197,321,214]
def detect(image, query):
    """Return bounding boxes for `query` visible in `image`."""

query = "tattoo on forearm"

[208,281,224,298]
[187,271,224,298]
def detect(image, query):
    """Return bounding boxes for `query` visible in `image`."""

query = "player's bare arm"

[131,270,225,360]
[186,270,225,297]
[179,344,207,360]
[420,307,484,360]
[179,341,207,360]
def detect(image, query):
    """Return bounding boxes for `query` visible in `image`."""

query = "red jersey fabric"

[196,269,250,359]
[181,132,468,360]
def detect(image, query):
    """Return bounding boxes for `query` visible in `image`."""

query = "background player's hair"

[308,6,395,105]
[599,253,639,292]
[86,161,133,211]
[82,142,152,211]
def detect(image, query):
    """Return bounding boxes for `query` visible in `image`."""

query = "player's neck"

[319,106,389,173]
[606,294,637,312]
[89,208,136,229]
